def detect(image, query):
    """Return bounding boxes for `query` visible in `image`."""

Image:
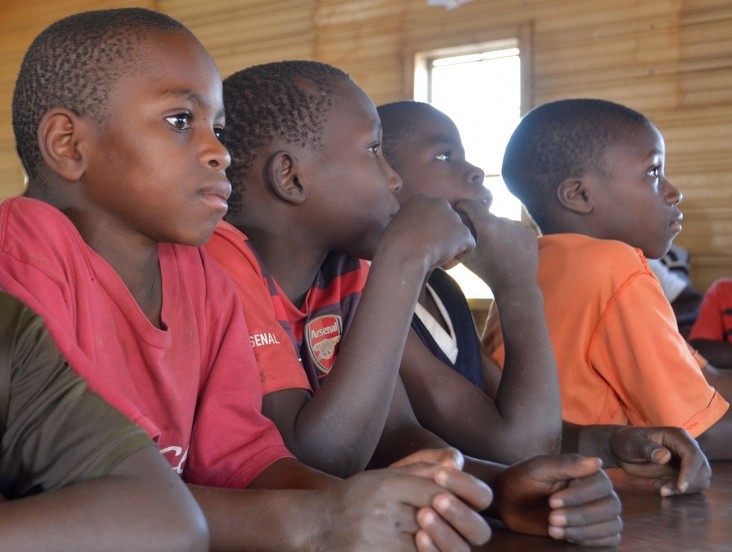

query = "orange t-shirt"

[484,234,728,437]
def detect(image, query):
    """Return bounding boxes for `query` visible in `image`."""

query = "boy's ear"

[37,108,88,182]
[557,177,593,214]
[266,150,306,205]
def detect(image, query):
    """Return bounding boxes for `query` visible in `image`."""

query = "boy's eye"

[166,113,192,131]
[214,126,224,139]
[368,143,381,156]
[435,151,452,162]
[647,166,661,178]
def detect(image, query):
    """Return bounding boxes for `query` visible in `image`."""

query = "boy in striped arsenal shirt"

[206,60,626,547]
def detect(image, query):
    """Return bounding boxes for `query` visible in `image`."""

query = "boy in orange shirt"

[486,98,732,459]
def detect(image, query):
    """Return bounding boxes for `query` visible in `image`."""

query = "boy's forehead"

[411,119,462,150]
[119,31,220,93]
[611,122,665,157]
[330,80,378,124]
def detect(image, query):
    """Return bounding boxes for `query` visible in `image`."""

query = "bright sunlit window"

[415,41,522,299]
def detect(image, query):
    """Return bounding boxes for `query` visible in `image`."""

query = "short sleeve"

[0,294,152,498]
[589,273,728,437]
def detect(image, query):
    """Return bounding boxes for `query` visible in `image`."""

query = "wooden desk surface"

[476,461,732,551]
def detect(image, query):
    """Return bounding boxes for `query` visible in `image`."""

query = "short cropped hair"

[377,100,430,172]
[502,98,651,230]
[222,60,351,218]
[12,8,188,184]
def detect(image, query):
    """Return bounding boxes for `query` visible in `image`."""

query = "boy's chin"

[183,226,218,248]
[642,243,673,260]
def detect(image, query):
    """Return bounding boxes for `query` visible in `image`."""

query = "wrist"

[570,424,620,468]
[370,240,431,281]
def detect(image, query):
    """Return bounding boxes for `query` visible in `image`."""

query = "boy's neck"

[25,182,164,326]
[95,233,164,328]
[67,204,164,328]
[244,226,328,308]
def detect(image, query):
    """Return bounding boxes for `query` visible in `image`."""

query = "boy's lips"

[669,213,683,232]
[200,180,231,212]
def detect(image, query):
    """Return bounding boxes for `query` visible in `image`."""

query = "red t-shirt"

[0,197,291,488]
[690,278,732,344]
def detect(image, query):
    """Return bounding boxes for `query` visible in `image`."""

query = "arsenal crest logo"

[305,315,342,374]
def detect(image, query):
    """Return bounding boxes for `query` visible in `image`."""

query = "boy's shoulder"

[539,233,646,267]
[0,197,81,262]
[205,220,263,280]
[0,196,70,229]
[538,233,652,293]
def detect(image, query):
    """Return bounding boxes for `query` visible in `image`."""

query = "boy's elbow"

[169,507,209,552]
[298,445,369,478]
[494,424,562,464]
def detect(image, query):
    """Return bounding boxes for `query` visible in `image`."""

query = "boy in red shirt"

[690,278,732,368]
[1,9,494,550]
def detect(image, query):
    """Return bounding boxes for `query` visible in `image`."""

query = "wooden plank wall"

[1,0,730,289]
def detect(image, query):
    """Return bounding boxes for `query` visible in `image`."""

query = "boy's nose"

[207,134,231,170]
[468,164,485,185]
[387,167,403,193]
[664,178,682,205]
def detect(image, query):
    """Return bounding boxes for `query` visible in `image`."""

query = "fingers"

[384,456,492,550]
[390,448,464,471]
[612,427,712,495]
[432,493,492,546]
[549,514,622,547]
[658,430,711,495]
[433,466,492,512]
[548,480,622,547]
[415,528,441,552]
[416,502,491,551]
[547,463,611,509]
[657,445,711,496]
[393,461,492,513]
[532,454,603,490]
[453,198,491,228]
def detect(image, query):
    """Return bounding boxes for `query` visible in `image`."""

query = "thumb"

[615,433,673,465]
[390,448,464,471]
[536,454,603,483]
[641,442,672,465]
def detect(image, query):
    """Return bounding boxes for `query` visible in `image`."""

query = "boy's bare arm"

[400,330,558,464]
[262,195,474,477]
[695,406,732,460]
[189,455,492,552]
[401,199,562,463]
[693,340,732,369]
[0,446,208,552]
[701,363,732,400]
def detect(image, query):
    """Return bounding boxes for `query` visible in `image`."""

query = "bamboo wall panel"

[0,0,152,198]
[1,0,730,287]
